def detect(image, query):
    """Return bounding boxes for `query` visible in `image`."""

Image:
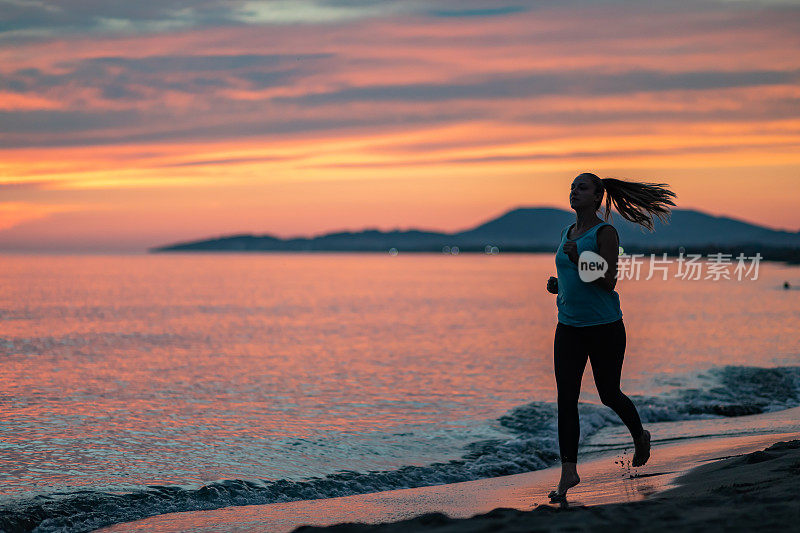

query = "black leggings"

[554,318,644,463]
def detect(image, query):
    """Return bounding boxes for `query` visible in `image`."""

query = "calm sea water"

[1,253,799,531]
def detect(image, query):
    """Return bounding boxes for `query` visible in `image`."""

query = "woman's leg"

[587,320,649,459]
[587,320,644,438]
[552,322,587,497]
[554,322,589,463]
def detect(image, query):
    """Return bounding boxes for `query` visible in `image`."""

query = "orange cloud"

[0,202,86,231]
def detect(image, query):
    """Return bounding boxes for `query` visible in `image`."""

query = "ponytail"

[579,173,677,232]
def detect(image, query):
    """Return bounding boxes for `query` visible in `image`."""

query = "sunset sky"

[1,0,799,251]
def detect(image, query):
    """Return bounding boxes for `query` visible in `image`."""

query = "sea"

[1,252,798,532]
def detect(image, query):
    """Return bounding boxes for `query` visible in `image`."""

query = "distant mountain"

[150,207,800,252]
[457,207,800,247]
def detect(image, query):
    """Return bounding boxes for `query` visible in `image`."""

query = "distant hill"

[456,207,800,247]
[150,207,800,253]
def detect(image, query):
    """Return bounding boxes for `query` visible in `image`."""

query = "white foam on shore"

[98,426,800,533]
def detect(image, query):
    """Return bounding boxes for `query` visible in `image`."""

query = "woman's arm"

[591,225,619,292]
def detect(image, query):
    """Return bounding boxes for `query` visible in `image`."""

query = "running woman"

[546,172,676,502]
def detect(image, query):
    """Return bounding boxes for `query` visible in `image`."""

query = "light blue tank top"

[555,222,623,327]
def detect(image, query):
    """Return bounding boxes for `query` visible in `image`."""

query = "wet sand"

[100,430,800,533]
[292,436,800,532]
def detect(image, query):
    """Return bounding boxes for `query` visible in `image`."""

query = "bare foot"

[632,429,651,467]
[549,471,580,500]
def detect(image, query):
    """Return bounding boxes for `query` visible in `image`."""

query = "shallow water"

[0,253,798,531]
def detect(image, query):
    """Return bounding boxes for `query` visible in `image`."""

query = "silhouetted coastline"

[150,207,800,264]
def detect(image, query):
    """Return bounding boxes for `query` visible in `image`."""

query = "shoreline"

[100,428,800,533]
[294,436,800,533]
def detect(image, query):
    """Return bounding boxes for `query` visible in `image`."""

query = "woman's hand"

[547,276,558,294]
[563,241,579,265]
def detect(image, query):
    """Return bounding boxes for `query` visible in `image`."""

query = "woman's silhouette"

[545,172,676,502]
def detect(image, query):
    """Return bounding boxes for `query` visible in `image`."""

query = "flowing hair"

[578,173,677,232]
